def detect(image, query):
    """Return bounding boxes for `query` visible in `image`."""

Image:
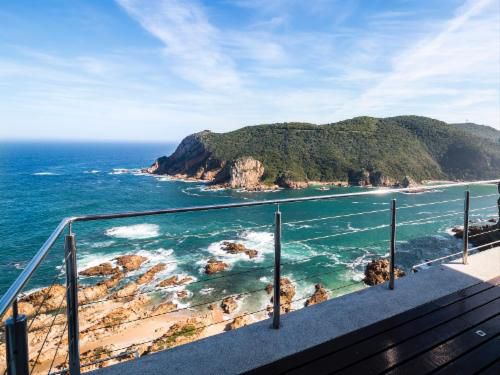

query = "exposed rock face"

[268,278,296,313]
[112,282,138,299]
[204,259,228,274]
[20,284,67,314]
[146,319,205,352]
[114,255,147,272]
[399,176,416,188]
[229,157,265,189]
[370,171,396,187]
[137,263,166,285]
[101,272,124,289]
[227,316,249,330]
[221,242,259,259]
[79,262,119,277]
[156,275,193,288]
[152,301,178,314]
[276,175,309,189]
[220,296,238,314]
[363,259,406,286]
[305,284,328,307]
[348,169,398,187]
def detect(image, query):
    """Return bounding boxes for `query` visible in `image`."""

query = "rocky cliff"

[145,116,500,190]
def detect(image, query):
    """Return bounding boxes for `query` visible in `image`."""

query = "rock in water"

[363,259,405,286]
[114,255,147,272]
[221,242,259,258]
[305,284,328,307]
[137,263,166,285]
[269,278,296,313]
[79,262,120,277]
[204,259,228,274]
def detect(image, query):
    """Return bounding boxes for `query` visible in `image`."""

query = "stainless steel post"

[65,234,81,375]
[272,208,282,329]
[5,299,29,375]
[463,190,470,265]
[389,199,397,290]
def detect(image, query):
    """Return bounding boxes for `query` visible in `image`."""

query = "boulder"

[364,259,405,286]
[101,272,124,289]
[227,316,249,330]
[137,263,166,285]
[114,255,147,272]
[221,242,259,259]
[79,262,119,277]
[204,259,228,274]
[220,296,238,314]
[305,284,328,307]
[399,176,417,188]
[269,278,296,313]
[176,290,189,299]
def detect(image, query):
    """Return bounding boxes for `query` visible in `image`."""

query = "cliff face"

[146,116,500,189]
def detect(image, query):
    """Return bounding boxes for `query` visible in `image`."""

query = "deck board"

[248,278,500,375]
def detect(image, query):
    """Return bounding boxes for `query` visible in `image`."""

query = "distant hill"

[146,116,500,189]
[450,122,500,143]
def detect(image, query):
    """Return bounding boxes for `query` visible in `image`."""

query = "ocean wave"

[32,172,59,176]
[84,170,100,174]
[105,224,160,239]
[109,168,147,176]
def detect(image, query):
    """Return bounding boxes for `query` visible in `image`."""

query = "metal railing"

[1,179,499,374]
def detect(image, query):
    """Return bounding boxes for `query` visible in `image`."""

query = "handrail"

[1,178,499,318]
[70,179,500,222]
[0,218,70,318]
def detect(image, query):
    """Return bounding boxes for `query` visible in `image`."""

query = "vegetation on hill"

[450,122,500,143]
[149,116,500,187]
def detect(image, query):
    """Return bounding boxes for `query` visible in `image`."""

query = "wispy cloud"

[116,0,241,90]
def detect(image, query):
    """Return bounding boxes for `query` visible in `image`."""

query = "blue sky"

[0,0,499,141]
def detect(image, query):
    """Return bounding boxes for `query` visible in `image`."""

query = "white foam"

[33,172,59,176]
[105,224,160,239]
[199,288,215,295]
[84,170,100,174]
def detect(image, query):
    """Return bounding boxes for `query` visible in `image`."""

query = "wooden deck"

[248,277,500,375]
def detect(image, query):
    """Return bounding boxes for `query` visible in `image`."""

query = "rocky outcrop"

[156,275,193,288]
[220,296,238,314]
[112,282,138,299]
[399,175,417,188]
[229,157,265,189]
[267,278,296,313]
[227,316,249,330]
[305,284,328,307]
[114,255,147,272]
[146,318,205,352]
[137,263,166,285]
[363,259,406,286]
[204,259,228,274]
[348,169,399,187]
[221,242,258,258]
[152,301,178,314]
[452,221,500,250]
[20,284,67,314]
[79,262,120,277]
[276,176,309,189]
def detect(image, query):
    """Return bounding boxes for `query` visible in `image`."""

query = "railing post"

[5,299,29,375]
[463,190,470,265]
[272,207,282,329]
[65,233,81,375]
[389,199,397,290]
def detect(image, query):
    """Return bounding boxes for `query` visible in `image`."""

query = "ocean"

[0,141,497,311]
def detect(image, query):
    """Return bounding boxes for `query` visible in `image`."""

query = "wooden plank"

[478,359,500,375]
[285,287,500,375]
[386,315,500,375]
[246,281,497,375]
[433,335,500,375]
[338,299,500,375]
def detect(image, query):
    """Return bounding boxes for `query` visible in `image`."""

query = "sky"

[0,0,499,141]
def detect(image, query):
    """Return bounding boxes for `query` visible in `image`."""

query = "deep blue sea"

[0,142,497,311]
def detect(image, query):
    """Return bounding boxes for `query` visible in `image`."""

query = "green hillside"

[450,122,500,143]
[151,116,500,186]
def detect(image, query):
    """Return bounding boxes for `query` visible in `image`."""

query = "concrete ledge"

[93,248,500,375]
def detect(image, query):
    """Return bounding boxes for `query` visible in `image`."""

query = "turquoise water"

[0,142,497,311]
